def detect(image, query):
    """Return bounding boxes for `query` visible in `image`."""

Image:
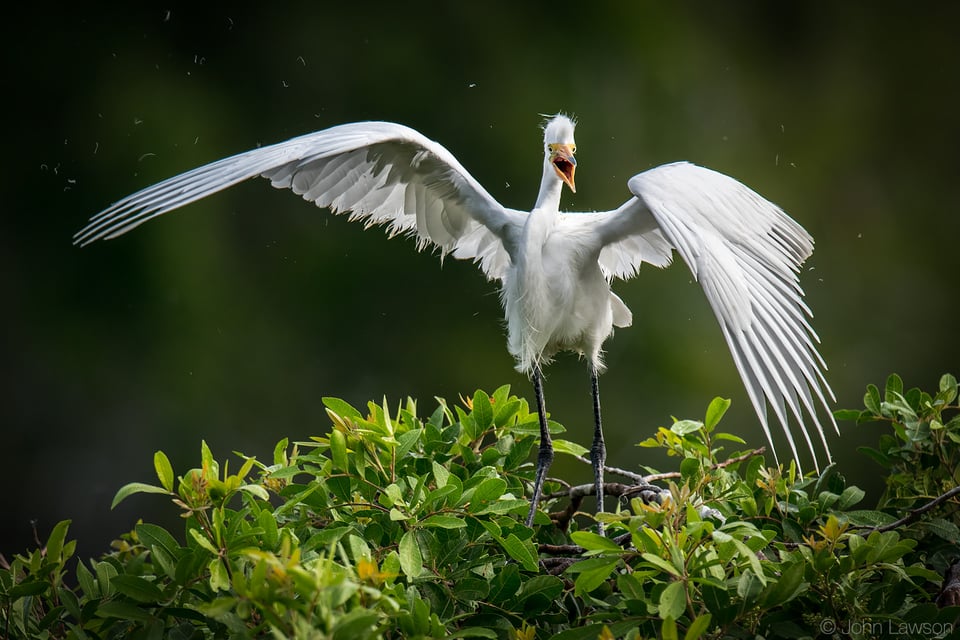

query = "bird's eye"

[571,145,577,154]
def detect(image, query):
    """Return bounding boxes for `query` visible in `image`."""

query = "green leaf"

[332,610,380,640]
[713,432,746,444]
[448,628,498,638]
[379,397,395,437]
[937,373,958,404]
[452,578,491,602]
[208,559,230,592]
[659,581,686,620]
[736,570,764,602]
[840,510,897,527]
[8,581,49,598]
[553,623,636,640]
[722,534,765,584]
[472,389,493,431]
[568,557,619,595]
[487,564,521,606]
[380,550,401,582]
[111,482,170,509]
[322,396,364,421]
[423,484,460,513]
[196,596,240,619]
[272,437,289,465]
[570,531,622,553]
[553,439,589,457]
[671,419,703,436]
[136,523,181,558]
[347,534,372,564]
[259,510,279,549]
[641,552,682,577]
[432,460,450,489]
[200,440,217,478]
[399,530,424,578]
[235,455,256,482]
[701,584,732,625]
[885,373,904,403]
[330,428,349,472]
[684,613,712,640]
[761,561,806,607]
[473,499,529,515]
[704,397,731,430]
[188,528,219,555]
[420,515,466,529]
[110,575,164,603]
[518,575,564,606]
[836,485,865,510]
[76,560,99,598]
[396,428,422,459]
[59,586,82,621]
[512,417,565,437]
[154,451,175,492]
[238,484,270,501]
[468,478,507,513]
[661,617,679,640]
[151,546,178,581]
[499,533,539,572]
[493,398,522,427]
[95,560,118,596]
[865,530,914,564]
[96,600,153,622]
[680,457,701,480]
[923,518,960,541]
[833,409,863,422]
[864,384,881,414]
[45,519,71,562]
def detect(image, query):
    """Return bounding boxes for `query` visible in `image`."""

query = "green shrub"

[2,376,959,639]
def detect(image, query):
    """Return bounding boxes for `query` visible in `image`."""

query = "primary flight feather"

[76,114,837,530]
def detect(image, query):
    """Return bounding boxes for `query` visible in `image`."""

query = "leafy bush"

[2,376,959,639]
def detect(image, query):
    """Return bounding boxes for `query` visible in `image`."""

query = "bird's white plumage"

[542,115,577,146]
[583,162,836,467]
[75,122,524,280]
[75,114,837,470]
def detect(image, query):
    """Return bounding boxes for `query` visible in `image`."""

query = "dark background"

[5,4,959,560]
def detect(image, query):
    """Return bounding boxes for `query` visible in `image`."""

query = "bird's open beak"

[550,144,577,193]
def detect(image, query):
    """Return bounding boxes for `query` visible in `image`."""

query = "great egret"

[75,114,836,529]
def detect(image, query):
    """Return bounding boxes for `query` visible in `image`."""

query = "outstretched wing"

[75,121,522,280]
[587,161,836,470]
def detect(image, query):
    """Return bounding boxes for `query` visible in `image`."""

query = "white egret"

[75,114,837,529]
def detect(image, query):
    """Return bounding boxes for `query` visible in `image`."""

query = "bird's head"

[543,114,577,193]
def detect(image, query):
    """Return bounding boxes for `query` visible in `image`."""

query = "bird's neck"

[533,161,563,212]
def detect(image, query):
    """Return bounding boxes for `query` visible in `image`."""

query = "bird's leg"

[590,367,607,535]
[525,365,554,527]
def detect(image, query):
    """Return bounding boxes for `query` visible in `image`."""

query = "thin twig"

[572,456,647,482]
[859,485,960,533]
[546,481,665,531]
[540,557,579,575]
[573,446,766,483]
[539,543,585,555]
[642,447,768,482]
[545,448,766,531]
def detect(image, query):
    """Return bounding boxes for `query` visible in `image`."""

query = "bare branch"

[858,484,960,533]
[572,447,766,483]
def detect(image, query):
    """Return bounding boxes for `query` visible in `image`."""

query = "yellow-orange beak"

[549,143,577,193]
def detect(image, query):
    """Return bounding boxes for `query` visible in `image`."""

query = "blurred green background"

[6,4,959,559]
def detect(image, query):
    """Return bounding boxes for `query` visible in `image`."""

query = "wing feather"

[558,207,673,279]
[584,161,836,470]
[74,122,523,281]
